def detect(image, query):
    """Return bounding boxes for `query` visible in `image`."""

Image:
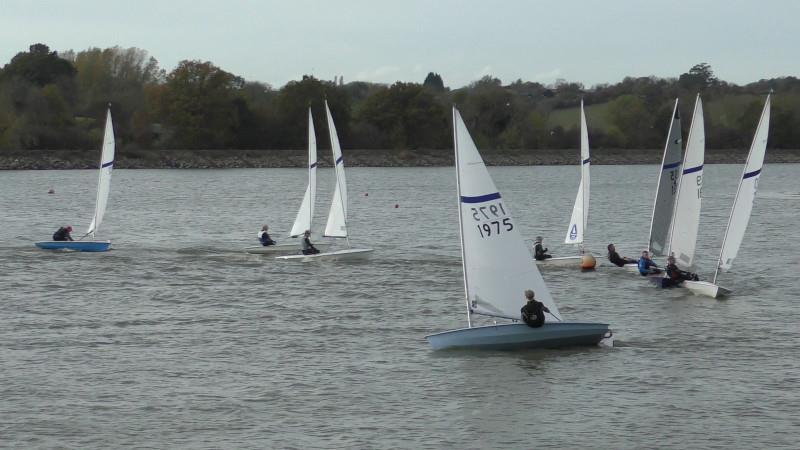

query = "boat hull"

[534,255,583,267]
[34,241,111,252]
[275,248,374,262]
[243,242,332,254]
[426,322,611,350]
[682,280,732,298]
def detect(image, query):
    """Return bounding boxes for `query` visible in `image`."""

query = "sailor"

[301,230,320,255]
[533,236,552,261]
[637,250,661,276]
[607,243,637,267]
[520,289,550,328]
[258,225,276,246]
[665,254,700,285]
[52,225,74,241]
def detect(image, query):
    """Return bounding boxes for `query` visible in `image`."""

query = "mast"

[453,107,471,328]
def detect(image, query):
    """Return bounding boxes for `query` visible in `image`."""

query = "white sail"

[323,100,348,238]
[564,100,590,245]
[648,99,683,256]
[714,95,771,279]
[454,107,561,322]
[667,95,705,269]
[290,108,318,237]
[86,107,115,236]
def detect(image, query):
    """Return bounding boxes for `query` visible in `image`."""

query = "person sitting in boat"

[533,236,552,260]
[638,250,661,276]
[664,254,700,286]
[52,225,74,241]
[607,243,637,267]
[520,289,550,328]
[258,225,276,246]
[301,230,320,255]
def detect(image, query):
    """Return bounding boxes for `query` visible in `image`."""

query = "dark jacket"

[608,250,627,267]
[53,227,73,241]
[259,232,276,246]
[534,243,551,261]
[666,263,696,282]
[521,300,550,328]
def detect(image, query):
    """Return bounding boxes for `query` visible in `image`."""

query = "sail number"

[471,202,514,238]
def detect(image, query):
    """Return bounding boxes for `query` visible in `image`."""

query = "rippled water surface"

[2,165,799,449]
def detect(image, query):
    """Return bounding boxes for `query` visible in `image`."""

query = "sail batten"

[667,95,705,269]
[86,107,115,236]
[454,108,561,322]
[290,109,318,237]
[714,95,771,281]
[565,100,590,245]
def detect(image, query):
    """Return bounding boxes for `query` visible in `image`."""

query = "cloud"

[533,68,562,82]
[353,65,400,82]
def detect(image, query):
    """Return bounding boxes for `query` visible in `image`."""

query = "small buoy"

[47,188,55,194]
[394,204,399,208]
[580,254,597,270]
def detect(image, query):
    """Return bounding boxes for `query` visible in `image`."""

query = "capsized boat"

[682,94,771,298]
[276,100,373,261]
[426,107,610,350]
[537,100,593,268]
[35,106,115,252]
[245,108,331,254]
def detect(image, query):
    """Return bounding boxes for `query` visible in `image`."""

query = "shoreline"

[1,148,799,169]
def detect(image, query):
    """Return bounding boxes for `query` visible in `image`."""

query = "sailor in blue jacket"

[638,250,661,276]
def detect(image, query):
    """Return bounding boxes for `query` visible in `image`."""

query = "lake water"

[2,165,798,449]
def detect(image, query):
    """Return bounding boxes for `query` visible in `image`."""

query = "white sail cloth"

[648,99,683,256]
[290,108,318,237]
[565,100,590,245]
[454,107,561,321]
[86,107,115,236]
[324,100,348,238]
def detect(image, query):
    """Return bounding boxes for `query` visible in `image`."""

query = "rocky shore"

[1,148,799,170]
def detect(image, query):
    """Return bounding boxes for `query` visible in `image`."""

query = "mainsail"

[565,100,590,245]
[323,100,348,238]
[290,108,318,237]
[86,107,115,237]
[714,94,771,281]
[454,107,561,322]
[648,99,683,256]
[667,95,705,269]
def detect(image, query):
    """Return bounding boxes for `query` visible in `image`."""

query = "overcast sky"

[1,0,797,88]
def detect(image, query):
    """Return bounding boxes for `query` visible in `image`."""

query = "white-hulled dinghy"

[537,101,593,268]
[683,94,771,298]
[426,107,610,350]
[35,106,116,252]
[245,108,331,255]
[276,101,373,261]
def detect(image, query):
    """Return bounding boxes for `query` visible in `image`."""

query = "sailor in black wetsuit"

[664,254,699,286]
[258,224,276,246]
[301,230,320,255]
[53,226,74,241]
[607,243,637,267]
[533,236,552,261]
[520,289,550,328]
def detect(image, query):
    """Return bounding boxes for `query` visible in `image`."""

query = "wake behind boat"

[426,107,610,351]
[35,106,115,252]
[276,100,373,262]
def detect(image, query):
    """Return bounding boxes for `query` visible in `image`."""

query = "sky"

[1,0,797,89]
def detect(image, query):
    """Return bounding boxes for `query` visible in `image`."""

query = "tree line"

[1,44,798,155]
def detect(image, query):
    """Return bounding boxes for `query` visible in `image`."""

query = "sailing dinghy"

[35,106,115,252]
[620,98,684,272]
[426,107,610,350]
[537,100,592,267]
[649,95,705,285]
[276,101,373,261]
[682,94,771,298]
[244,108,330,254]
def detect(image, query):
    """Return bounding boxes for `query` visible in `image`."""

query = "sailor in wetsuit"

[607,243,637,267]
[301,230,320,255]
[533,236,552,261]
[520,289,550,328]
[664,254,699,286]
[53,226,74,241]
[638,250,661,276]
[258,225,276,246]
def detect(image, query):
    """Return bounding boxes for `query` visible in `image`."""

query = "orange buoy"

[580,253,597,270]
